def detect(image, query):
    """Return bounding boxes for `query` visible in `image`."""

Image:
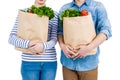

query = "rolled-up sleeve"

[57,12,63,35]
[96,2,112,40]
[57,24,63,35]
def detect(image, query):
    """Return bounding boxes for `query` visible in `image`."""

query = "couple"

[8,0,112,80]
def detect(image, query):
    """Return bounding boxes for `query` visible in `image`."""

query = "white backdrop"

[0,0,120,80]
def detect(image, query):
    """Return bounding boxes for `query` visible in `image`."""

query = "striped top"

[8,8,58,62]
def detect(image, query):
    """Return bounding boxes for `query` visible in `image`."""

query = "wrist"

[87,43,95,51]
[60,42,65,48]
[28,40,31,48]
[43,42,46,50]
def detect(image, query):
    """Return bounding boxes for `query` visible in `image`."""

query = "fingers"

[29,41,38,47]
[28,46,43,55]
[28,49,43,55]
[66,54,72,58]
[72,53,86,60]
[67,45,74,51]
[64,51,74,58]
[28,48,37,54]
[28,41,44,54]
[29,40,41,47]
[69,50,75,55]
[73,54,82,60]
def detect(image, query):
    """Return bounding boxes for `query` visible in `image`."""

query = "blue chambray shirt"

[57,0,112,71]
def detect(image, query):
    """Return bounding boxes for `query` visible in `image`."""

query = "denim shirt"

[58,0,112,71]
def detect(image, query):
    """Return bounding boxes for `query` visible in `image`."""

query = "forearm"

[43,31,57,50]
[8,16,30,48]
[57,35,64,48]
[43,24,58,49]
[8,34,30,48]
[43,38,57,50]
[43,12,58,50]
[87,32,107,50]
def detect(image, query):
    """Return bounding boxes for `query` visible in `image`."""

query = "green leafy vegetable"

[27,5,54,20]
[59,9,80,27]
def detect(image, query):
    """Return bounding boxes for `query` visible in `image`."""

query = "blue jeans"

[21,61,57,80]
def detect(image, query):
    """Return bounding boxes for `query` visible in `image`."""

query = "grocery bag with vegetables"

[59,9,97,55]
[15,5,54,53]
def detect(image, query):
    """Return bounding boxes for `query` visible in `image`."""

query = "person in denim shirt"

[57,0,112,80]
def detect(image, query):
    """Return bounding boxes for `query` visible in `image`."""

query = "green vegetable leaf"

[27,5,54,20]
[59,9,80,27]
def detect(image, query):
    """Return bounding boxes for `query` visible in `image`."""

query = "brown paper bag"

[63,13,97,55]
[15,10,49,53]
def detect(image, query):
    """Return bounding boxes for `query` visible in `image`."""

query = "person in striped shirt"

[8,0,58,80]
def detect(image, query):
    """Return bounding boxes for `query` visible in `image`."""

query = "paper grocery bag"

[15,10,49,53]
[63,13,97,55]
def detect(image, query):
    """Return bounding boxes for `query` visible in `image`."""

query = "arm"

[8,16,30,49]
[42,12,59,50]
[27,12,59,54]
[73,32,107,59]
[8,16,38,53]
[88,2,112,50]
[73,2,112,59]
[58,35,75,58]
[87,32,106,50]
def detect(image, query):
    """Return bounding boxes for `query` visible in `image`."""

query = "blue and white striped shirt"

[8,9,58,62]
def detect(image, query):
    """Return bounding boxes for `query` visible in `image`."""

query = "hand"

[29,40,39,48]
[61,44,75,58]
[72,45,91,60]
[28,41,44,54]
